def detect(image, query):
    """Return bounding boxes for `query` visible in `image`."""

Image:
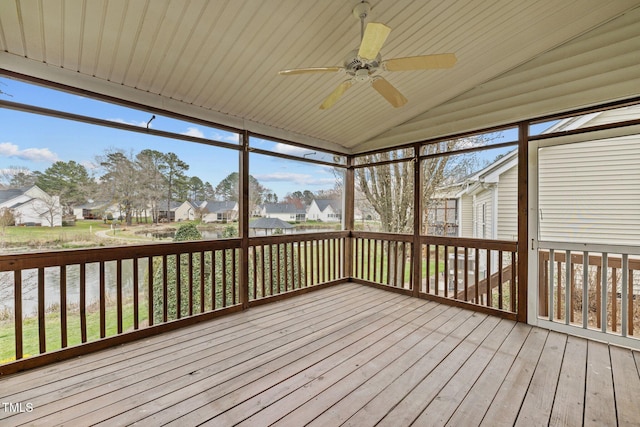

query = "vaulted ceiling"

[1,0,639,154]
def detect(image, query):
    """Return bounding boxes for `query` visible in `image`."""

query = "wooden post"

[517,122,528,322]
[240,130,250,309]
[413,142,422,297]
[344,156,355,279]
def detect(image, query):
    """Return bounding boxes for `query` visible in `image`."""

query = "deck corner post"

[412,142,422,298]
[344,156,355,280]
[240,130,250,309]
[517,122,529,322]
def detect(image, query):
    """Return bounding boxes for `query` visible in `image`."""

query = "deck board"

[1,282,639,427]
[549,336,587,427]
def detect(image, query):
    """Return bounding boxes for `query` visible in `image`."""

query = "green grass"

[0,299,149,362]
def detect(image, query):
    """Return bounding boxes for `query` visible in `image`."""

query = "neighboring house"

[440,104,640,245]
[453,150,519,241]
[259,203,306,222]
[201,201,238,223]
[307,199,342,222]
[174,200,204,222]
[157,200,182,222]
[73,201,119,220]
[0,185,62,227]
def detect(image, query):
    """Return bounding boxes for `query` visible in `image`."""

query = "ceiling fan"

[278,1,457,110]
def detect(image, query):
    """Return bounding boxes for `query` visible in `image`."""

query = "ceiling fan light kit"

[278,1,457,109]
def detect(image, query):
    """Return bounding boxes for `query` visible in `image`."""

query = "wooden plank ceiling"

[1,0,639,154]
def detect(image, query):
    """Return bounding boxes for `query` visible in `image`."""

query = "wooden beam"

[240,131,250,309]
[517,122,528,322]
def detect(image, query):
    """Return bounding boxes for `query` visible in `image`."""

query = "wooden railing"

[538,245,640,338]
[420,236,518,318]
[351,232,413,292]
[1,229,520,373]
[248,232,347,302]
[0,240,241,365]
[0,232,348,372]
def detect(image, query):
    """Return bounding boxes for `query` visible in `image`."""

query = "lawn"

[0,299,149,362]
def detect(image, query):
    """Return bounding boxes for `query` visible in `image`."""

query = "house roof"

[313,199,342,213]
[1,1,638,154]
[263,203,306,215]
[0,188,26,204]
[203,201,237,214]
[249,217,294,230]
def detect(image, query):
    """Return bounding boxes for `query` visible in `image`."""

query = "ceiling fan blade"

[371,77,407,108]
[279,66,342,75]
[320,80,353,110]
[358,22,391,60]
[383,53,457,71]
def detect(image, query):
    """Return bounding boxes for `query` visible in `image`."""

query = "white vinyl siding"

[459,194,474,238]
[474,191,493,239]
[497,165,518,241]
[538,135,640,246]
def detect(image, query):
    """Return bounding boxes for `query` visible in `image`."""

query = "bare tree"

[32,194,62,227]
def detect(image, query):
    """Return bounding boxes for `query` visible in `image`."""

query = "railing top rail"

[0,238,242,271]
[419,235,518,252]
[538,240,640,256]
[249,231,348,245]
[350,231,413,242]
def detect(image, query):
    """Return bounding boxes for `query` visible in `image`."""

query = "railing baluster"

[612,267,617,332]
[443,245,448,298]
[548,249,554,321]
[148,257,153,327]
[582,251,588,329]
[423,244,428,294]
[498,251,503,309]
[453,246,458,299]
[117,259,123,334]
[260,245,266,297]
[511,251,517,313]
[463,247,469,301]
[60,265,67,348]
[474,248,480,303]
[486,249,491,308]
[133,258,139,330]
[212,250,217,310]
[556,258,562,321]
[188,252,194,316]
[232,248,237,304]
[621,254,628,337]
[601,252,608,333]
[564,251,573,325]
[297,241,302,289]
[162,255,168,323]
[99,261,106,338]
[38,268,45,353]
[401,242,407,289]
[199,252,205,313]
[176,254,181,319]
[222,249,228,307]
[14,270,23,359]
[373,239,379,283]
[628,268,634,336]
[434,244,439,296]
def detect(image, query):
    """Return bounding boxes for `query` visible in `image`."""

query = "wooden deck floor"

[1,282,640,426]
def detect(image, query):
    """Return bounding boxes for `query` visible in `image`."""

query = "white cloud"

[183,127,205,138]
[0,142,59,162]
[273,143,312,156]
[211,132,240,143]
[254,172,336,186]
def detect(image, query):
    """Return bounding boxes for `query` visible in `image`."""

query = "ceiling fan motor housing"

[344,49,381,81]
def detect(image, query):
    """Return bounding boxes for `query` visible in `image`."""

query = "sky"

[0,77,341,199]
[0,76,553,199]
